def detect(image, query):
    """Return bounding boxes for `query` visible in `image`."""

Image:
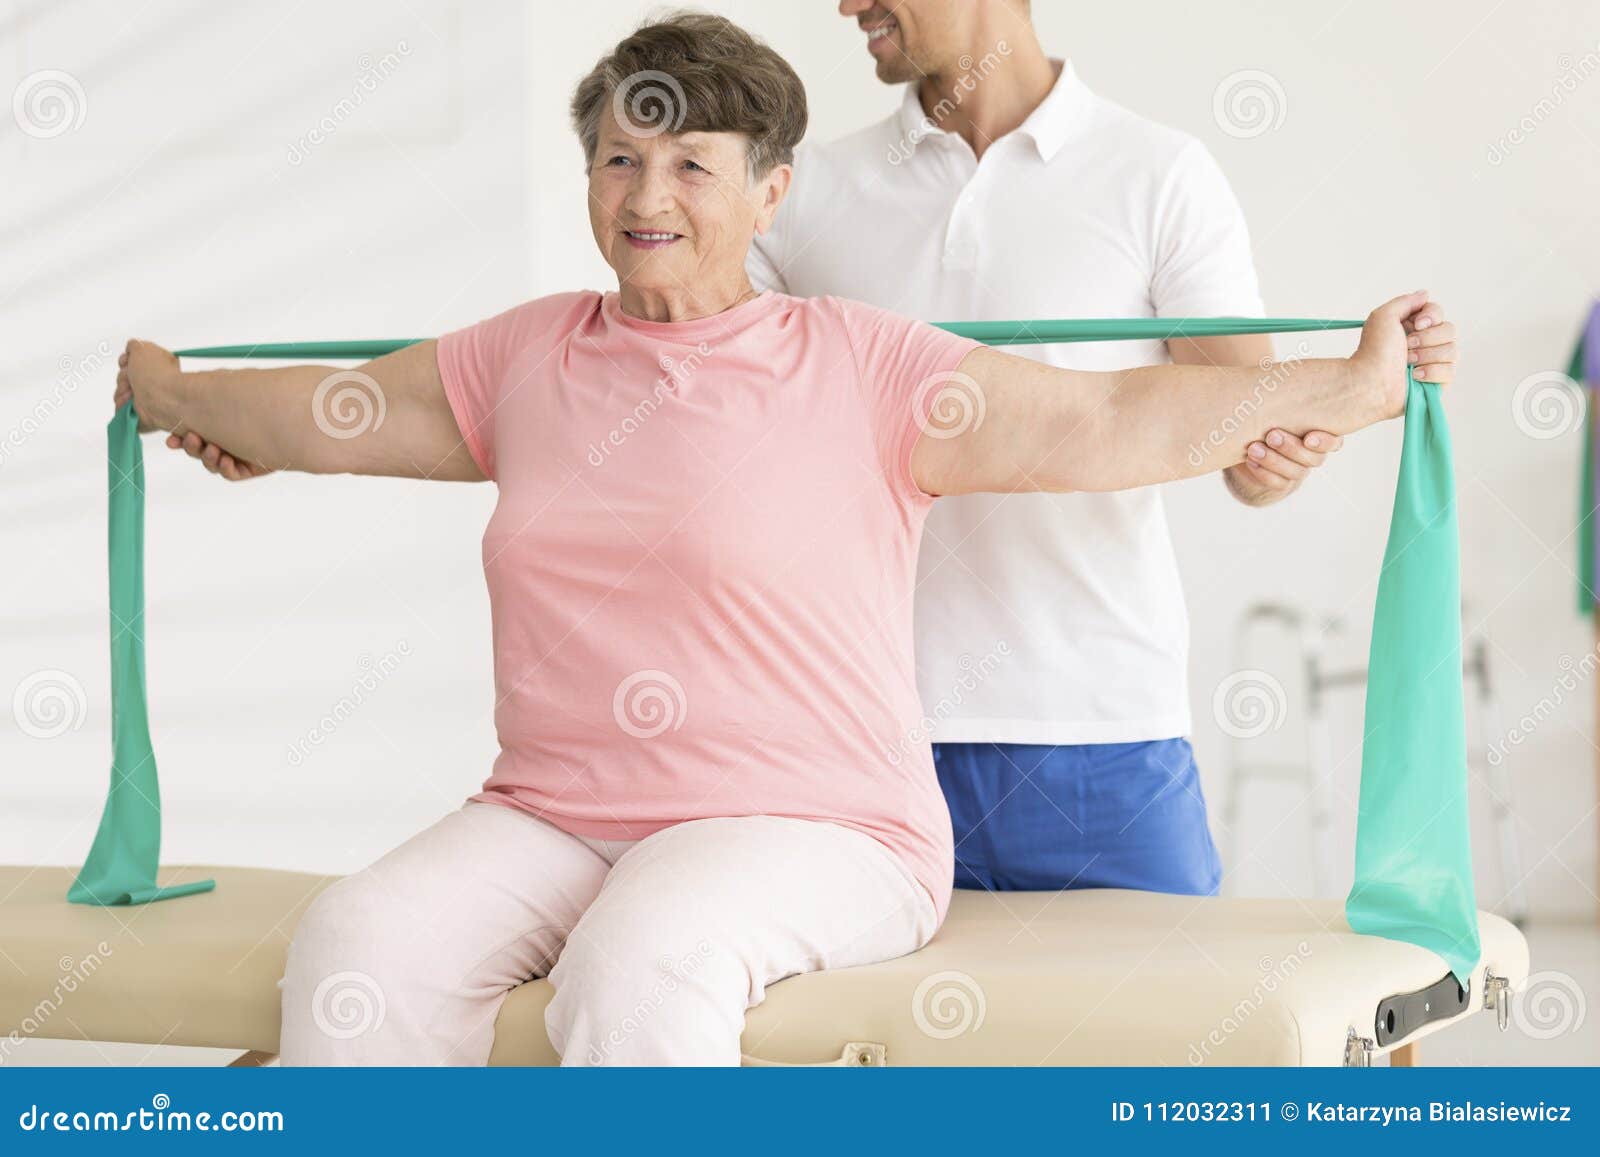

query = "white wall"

[4,1,1597,920]
[2,0,529,871]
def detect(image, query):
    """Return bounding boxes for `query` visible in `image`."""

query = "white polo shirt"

[748,61,1263,746]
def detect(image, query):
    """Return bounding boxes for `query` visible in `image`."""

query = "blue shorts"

[933,739,1222,895]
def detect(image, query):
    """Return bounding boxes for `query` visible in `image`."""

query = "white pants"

[279,802,938,1065]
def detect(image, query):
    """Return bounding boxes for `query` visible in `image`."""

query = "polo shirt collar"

[894,58,1089,163]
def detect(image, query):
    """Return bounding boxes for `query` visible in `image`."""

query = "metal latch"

[1344,1028,1374,1067]
[1483,972,1511,1031]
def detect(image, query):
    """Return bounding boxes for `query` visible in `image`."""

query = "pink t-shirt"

[436,290,980,920]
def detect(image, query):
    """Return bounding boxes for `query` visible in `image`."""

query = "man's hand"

[163,429,276,482]
[1176,332,1341,508]
[1224,428,1344,506]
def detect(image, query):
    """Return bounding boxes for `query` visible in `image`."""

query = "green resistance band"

[171,317,1361,360]
[80,315,1480,983]
[1345,374,1479,981]
[68,403,215,905]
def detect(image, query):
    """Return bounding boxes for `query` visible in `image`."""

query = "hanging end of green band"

[67,875,216,907]
[142,878,216,904]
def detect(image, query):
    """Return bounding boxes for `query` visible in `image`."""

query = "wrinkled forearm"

[155,365,361,474]
[1048,356,1373,492]
[916,347,1384,497]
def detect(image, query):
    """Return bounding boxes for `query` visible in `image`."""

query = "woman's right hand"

[116,340,273,480]
[114,339,181,433]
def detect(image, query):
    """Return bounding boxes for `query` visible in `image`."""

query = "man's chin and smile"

[860,12,902,60]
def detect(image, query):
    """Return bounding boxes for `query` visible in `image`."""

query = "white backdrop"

[4,1,1597,921]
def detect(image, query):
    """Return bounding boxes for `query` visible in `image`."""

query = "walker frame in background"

[1221,600,1529,925]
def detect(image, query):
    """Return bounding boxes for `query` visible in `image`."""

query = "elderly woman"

[117,13,1456,1065]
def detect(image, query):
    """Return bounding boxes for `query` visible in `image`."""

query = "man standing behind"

[749,0,1358,896]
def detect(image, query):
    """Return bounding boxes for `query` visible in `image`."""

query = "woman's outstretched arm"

[913,291,1456,497]
[115,339,484,482]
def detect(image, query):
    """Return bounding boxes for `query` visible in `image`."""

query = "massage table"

[28,318,1500,1067]
[0,864,1529,1067]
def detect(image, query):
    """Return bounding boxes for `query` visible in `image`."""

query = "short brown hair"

[570,12,808,178]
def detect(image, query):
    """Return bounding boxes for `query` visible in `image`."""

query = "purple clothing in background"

[1586,301,1600,383]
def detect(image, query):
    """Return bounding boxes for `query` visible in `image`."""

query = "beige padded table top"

[0,865,1528,1066]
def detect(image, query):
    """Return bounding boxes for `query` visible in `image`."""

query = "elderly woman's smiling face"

[586,106,788,319]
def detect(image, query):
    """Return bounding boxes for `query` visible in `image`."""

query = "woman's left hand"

[1354,291,1461,421]
[1406,297,1459,387]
